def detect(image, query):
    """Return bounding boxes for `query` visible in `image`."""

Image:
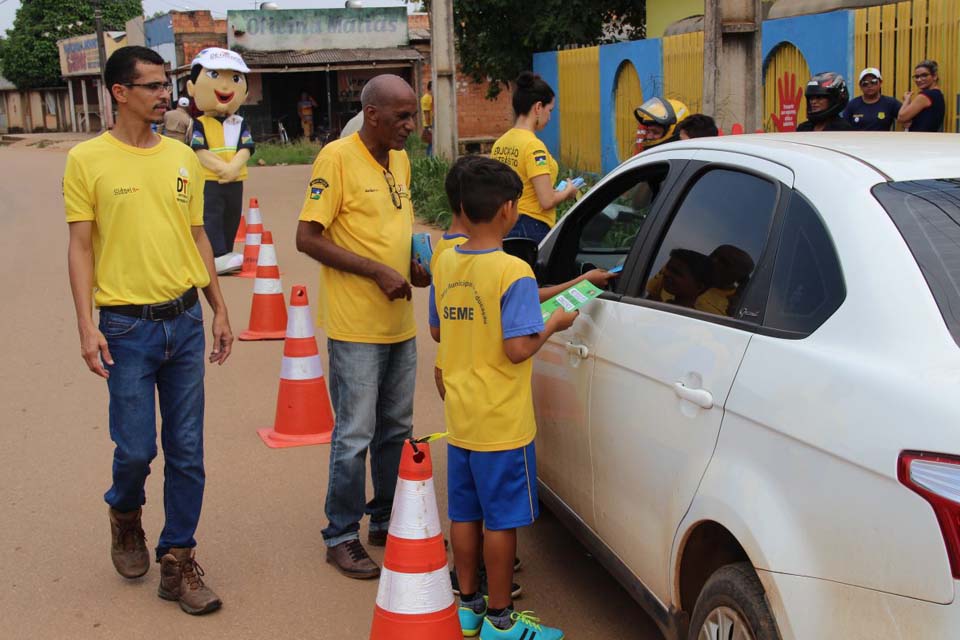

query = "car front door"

[588,154,792,603]
[533,160,680,531]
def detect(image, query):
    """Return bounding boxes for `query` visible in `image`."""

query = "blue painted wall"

[144,14,174,47]
[598,39,663,174]
[762,11,855,85]
[533,51,560,159]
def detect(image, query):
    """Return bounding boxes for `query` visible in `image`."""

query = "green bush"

[407,136,453,229]
[248,140,322,166]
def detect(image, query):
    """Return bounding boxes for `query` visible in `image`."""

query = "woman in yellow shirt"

[491,71,579,244]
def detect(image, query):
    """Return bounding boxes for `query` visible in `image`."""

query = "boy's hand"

[548,308,579,332]
[583,268,618,288]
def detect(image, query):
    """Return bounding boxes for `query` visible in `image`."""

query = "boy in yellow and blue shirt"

[429,157,577,640]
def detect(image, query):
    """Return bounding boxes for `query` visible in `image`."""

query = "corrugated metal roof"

[240,47,423,68]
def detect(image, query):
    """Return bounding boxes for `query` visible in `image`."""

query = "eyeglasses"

[383,170,402,210]
[913,73,931,80]
[123,82,173,94]
[859,79,879,86]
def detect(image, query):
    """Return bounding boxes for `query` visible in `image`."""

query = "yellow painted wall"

[763,43,810,131]
[558,46,602,174]
[614,61,644,162]
[646,0,704,39]
[855,0,959,133]
[663,32,705,114]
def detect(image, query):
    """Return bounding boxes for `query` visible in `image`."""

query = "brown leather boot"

[108,507,149,579]
[158,548,222,615]
[326,539,380,579]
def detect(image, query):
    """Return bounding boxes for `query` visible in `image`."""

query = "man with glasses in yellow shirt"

[296,74,431,579]
[64,46,232,615]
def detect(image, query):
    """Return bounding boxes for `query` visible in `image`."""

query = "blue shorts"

[447,441,540,530]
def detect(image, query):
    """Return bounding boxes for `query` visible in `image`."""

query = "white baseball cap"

[190,47,250,74]
[177,97,190,108]
[858,67,882,82]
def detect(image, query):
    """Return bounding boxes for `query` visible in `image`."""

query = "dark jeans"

[99,302,206,560]
[322,338,416,546]
[505,214,551,245]
[203,181,243,257]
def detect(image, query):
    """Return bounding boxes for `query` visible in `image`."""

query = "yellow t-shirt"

[491,127,558,228]
[299,133,416,344]
[63,133,210,307]
[430,247,544,451]
[430,232,469,367]
[420,93,433,127]
[190,114,253,182]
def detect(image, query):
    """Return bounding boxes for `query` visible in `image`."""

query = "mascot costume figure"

[187,48,254,275]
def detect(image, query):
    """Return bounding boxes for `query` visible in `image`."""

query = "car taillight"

[899,451,960,580]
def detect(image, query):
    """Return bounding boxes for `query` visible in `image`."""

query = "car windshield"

[873,178,960,348]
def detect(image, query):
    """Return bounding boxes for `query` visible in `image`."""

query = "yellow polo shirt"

[299,133,416,344]
[63,133,210,307]
[429,247,544,451]
[190,114,254,182]
[491,127,559,228]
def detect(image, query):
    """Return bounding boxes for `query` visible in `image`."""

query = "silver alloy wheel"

[698,606,756,640]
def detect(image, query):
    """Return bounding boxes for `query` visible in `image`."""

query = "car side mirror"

[503,237,539,269]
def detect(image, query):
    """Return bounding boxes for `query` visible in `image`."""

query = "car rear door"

[588,153,793,603]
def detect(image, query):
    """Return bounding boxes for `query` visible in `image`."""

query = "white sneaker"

[214,252,243,275]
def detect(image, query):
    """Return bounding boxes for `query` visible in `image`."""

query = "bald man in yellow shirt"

[296,74,431,579]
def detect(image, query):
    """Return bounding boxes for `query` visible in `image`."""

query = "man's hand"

[373,264,412,301]
[80,325,113,379]
[410,260,431,288]
[209,311,233,365]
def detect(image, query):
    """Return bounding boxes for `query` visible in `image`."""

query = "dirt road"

[0,143,663,640]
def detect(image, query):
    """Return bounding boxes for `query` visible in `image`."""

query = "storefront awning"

[229,47,422,72]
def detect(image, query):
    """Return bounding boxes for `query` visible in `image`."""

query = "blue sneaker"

[479,610,565,640]
[459,597,488,637]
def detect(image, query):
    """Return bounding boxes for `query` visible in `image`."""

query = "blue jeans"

[506,214,551,245]
[323,338,416,546]
[99,301,206,561]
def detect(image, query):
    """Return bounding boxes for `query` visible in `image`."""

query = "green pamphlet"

[540,280,603,322]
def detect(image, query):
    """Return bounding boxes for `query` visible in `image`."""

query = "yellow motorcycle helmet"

[634,97,690,148]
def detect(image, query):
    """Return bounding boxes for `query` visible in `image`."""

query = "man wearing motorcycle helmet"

[633,97,690,153]
[797,71,853,132]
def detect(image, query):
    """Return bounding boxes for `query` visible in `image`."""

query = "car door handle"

[565,342,589,359]
[673,382,714,409]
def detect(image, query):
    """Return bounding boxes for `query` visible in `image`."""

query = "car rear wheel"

[688,562,780,640]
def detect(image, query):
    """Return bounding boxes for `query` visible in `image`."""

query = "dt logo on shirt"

[310,177,329,200]
[176,167,190,204]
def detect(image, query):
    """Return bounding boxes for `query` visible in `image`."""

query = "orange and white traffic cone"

[234,211,247,245]
[257,285,334,447]
[239,231,287,341]
[369,440,461,640]
[237,200,264,279]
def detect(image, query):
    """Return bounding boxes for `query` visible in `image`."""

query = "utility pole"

[702,0,762,132]
[430,0,458,160]
[92,0,113,129]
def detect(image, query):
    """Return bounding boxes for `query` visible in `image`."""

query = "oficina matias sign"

[227,8,409,51]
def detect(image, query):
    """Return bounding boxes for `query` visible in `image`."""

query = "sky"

[0,0,416,34]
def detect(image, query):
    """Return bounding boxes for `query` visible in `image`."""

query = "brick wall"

[170,11,227,68]
[415,46,515,141]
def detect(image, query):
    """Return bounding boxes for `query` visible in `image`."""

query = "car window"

[642,169,777,320]
[873,179,960,348]
[763,192,845,335]
[541,164,670,286]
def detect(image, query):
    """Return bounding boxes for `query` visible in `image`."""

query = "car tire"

[687,562,780,640]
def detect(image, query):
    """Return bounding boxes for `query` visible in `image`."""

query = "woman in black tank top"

[898,59,946,132]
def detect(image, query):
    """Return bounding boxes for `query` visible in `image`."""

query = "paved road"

[0,143,664,640]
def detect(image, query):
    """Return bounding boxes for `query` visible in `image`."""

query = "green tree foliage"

[453,0,645,98]
[2,0,143,89]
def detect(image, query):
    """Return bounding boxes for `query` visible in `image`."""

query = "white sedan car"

[529,133,960,640]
